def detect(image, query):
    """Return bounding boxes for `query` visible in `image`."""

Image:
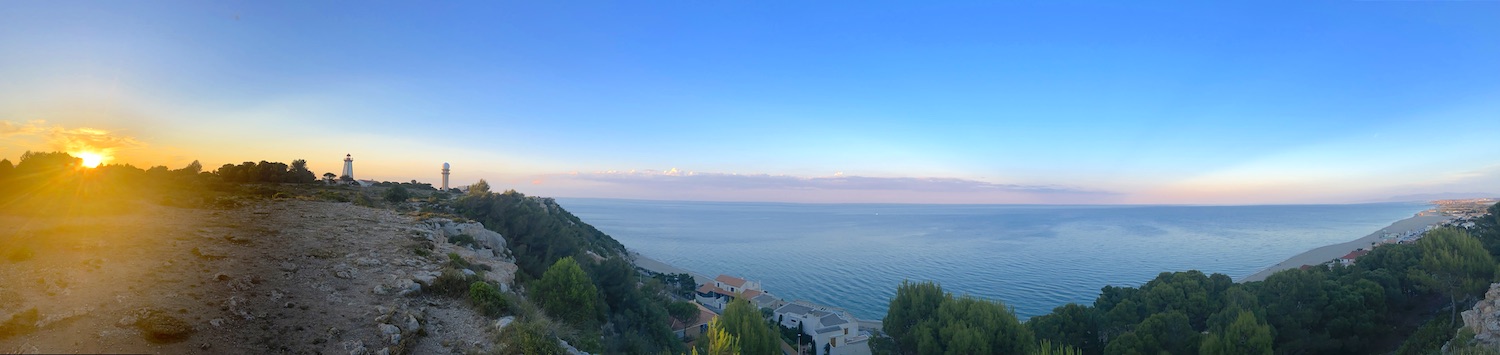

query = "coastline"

[631,251,888,329]
[1239,212,1450,282]
[627,207,1457,320]
[629,251,713,286]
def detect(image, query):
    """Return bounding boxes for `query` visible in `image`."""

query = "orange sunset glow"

[73,151,103,168]
[3,2,1500,354]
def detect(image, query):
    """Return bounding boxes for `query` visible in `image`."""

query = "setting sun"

[74,151,103,168]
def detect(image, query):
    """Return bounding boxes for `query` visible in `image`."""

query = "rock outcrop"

[1460,283,1500,350]
[420,218,510,256]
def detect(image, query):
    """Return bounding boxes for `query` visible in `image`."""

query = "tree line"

[214,160,317,183]
[879,202,1500,355]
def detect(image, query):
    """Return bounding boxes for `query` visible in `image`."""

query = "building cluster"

[774,301,866,354]
[1434,198,1499,219]
[1331,205,1492,268]
[679,274,872,355]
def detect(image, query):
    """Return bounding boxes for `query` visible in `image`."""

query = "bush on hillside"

[470,281,511,317]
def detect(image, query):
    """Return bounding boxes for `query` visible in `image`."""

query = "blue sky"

[1,1,1497,203]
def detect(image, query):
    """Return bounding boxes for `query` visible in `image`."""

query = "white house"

[774,301,863,355]
[695,274,772,311]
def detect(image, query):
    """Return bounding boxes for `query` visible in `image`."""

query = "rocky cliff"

[1458,283,1500,351]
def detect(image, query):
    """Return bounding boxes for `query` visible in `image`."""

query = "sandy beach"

[1239,213,1450,282]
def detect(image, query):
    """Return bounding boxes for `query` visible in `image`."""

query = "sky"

[1,1,1497,204]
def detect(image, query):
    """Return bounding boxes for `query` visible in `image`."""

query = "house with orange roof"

[695,274,774,311]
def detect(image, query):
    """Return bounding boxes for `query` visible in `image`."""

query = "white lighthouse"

[341,154,354,180]
[441,162,450,190]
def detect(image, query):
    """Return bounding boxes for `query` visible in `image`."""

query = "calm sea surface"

[557,199,1429,320]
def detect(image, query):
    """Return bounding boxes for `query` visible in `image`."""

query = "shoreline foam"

[1238,212,1450,282]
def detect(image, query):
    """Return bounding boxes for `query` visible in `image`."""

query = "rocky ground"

[1460,283,1500,350]
[0,199,518,354]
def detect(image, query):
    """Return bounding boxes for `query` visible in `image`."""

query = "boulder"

[402,314,421,333]
[398,281,421,296]
[455,223,506,250]
[412,271,439,287]
[495,316,515,331]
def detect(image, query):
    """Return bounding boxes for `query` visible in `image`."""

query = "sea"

[557,198,1431,320]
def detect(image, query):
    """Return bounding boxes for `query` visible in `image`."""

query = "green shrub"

[352,193,375,207]
[469,281,511,317]
[495,319,564,355]
[448,253,472,270]
[430,269,484,297]
[448,234,477,248]
[383,185,411,203]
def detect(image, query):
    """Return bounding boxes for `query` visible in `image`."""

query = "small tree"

[289,159,316,183]
[323,172,336,184]
[668,301,700,325]
[469,179,491,195]
[719,298,779,355]
[533,257,599,328]
[178,160,203,175]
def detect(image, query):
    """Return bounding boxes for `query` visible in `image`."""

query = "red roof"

[742,289,764,299]
[715,274,747,288]
[1340,249,1370,260]
[697,284,733,296]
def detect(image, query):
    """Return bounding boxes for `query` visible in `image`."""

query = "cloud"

[0,120,146,163]
[0,120,43,135]
[556,169,1115,196]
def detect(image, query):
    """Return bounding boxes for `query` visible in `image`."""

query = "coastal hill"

[5,151,1500,355]
[0,152,689,354]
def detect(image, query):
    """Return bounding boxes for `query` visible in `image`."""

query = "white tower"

[441,162,450,190]
[342,154,354,180]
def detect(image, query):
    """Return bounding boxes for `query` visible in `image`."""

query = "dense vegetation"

[884,281,1048,354]
[447,185,681,353]
[214,160,317,183]
[449,187,626,280]
[882,202,1500,355]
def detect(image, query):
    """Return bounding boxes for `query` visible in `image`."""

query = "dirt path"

[0,199,514,354]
